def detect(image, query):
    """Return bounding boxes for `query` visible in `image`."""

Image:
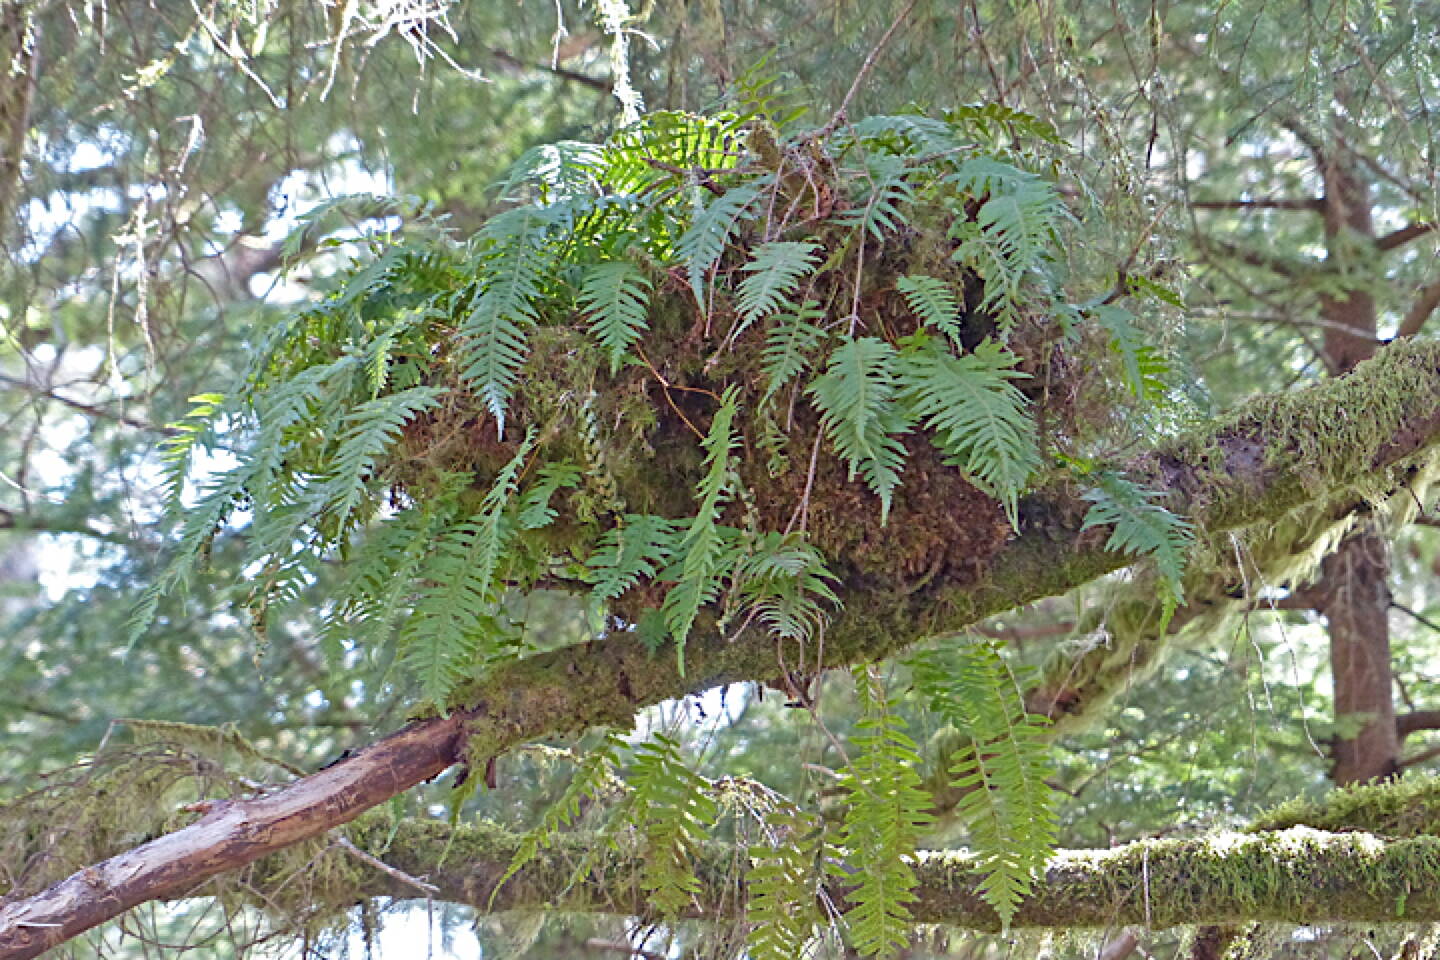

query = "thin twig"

[333,835,439,897]
[820,0,918,137]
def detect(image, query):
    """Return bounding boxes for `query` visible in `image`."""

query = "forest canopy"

[2,2,1440,958]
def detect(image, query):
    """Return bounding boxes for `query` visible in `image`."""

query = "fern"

[1081,470,1194,630]
[518,462,583,530]
[402,434,534,705]
[675,182,765,309]
[1091,304,1170,401]
[734,240,822,338]
[835,154,916,240]
[578,260,653,373]
[459,206,554,436]
[156,392,225,522]
[896,338,1039,528]
[589,514,681,604]
[492,734,625,905]
[746,808,827,960]
[622,734,719,918]
[895,274,963,345]
[759,299,827,406]
[909,642,1058,928]
[807,337,911,524]
[734,532,840,644]
[832,668,934,958]
[324,385,443,531]
[661,388,740,674]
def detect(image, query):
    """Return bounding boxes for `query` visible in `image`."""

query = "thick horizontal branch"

[1376,221,1438,253]
[6,340,1440,958]
[331,815,1440,932]
[1191,197,1322,212]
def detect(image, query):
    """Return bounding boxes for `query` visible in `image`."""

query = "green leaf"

[759,299,827,406]
[896,274,963,344]
[577,260,653,373]
[734,240,822,337]
[1081,471,1194,631]
[675,183,764,309]
[1092,304,1170,401]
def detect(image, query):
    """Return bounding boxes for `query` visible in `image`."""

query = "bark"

[5,339,1440,958]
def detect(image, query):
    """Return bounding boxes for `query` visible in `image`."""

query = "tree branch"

[1376,222,1438,252]
[7,339,1440,958]
[1398,279,1440,339]
[1191,198,1322,211]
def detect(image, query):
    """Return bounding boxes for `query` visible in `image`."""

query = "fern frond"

[1091,304,1170,401]
[459,206,554,435]
[589,513,681,604]
[835,154,916,240]
[759,299,827,406]
[518,462,583,530]
[492,734,625,906]
[747,808,827,960]
[661,388,740,673]
[157,393,225,522]
[897,338,1038,528]
[325,385,443,531]
[734,240,822,337]
[1081,471,1194,630]
[402,434,534,705]
[833,668,933,958]
[675,182,764,309]
[909,642,1058,929]
[735,532,840,644]
[623,734,720,917]
[807,337,911,524]
[578,260,653,373]
[895,275,963,345]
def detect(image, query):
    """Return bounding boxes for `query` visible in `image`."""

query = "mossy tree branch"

[4,339,1440,959]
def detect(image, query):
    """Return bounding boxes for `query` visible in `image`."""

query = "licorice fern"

[578,260,653,373]
[1081,470,1194,630]
[897,337,1039,528]
[833,667,934,958]
[734,240,822,337]
[676,182,765,309]
[746,807,828,960]
[589,514,682,605]
[661,388,740,673]
[759,299,827,406]
[807,337,911,524]
[402,434,534,705]
[908,642,1058,928]
[1092,304,1171,402]
[895,274,963,346]
[621,734,720,918]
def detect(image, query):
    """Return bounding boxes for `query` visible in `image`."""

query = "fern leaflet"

[589,514,681,604]
[578,260,653,373]
[325,385,443,531]
[747,808,827,960]
[897,338,1038,528]
[909,642,1058,928]
[1081,471,1194,630]
[807,337,911,524]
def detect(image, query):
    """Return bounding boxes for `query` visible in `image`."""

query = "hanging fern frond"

[578,260,653,373]
[518,462,583,530]
[734,532,840,644]
[895,274,963,345]
[491,733,626,906]
[157,393,225,522]
[1081,470,1194,630]
[832,668,934,958]
[909,642,1058,929]
[324,385,443,531]
[459,206,555,435]
[747,808,828,960]
[1091,304,1171,402]
[675,182,765,309]
[622,734,720,918]
[897,338,1038,528]
[734,240,822,337]
[759,299,827,406]
[835,154,916,240]
[402,434,535,705]
[661,388,740,673]
[807,337,911,524]
[588,513,681,605]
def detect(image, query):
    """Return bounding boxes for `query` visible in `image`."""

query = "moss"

[1252,775,1440,838]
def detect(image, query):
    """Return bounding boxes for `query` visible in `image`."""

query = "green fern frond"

[909,642,1058,928]
[402,434,534,705]
[492,733,625,906]
[578,260,653,373]
[833,668,934,958]
[518,463,583,530]
[735,532,840,644]
[675,182,765,309]
[895,275,963,345]
[157,393,225,521]
[835,154,916,240]
[661,388,740,673]
[589,513,681,604]
[623,734,720,917]
[325,385,443,531]
[759,299,827,406]
[459,206,554,435]
[734,240,822,337]
[1091,304,1171,401]
[897,338,1038,528]
[1081,471,1194,630]
[807,337,911,524]
[747,808,827,960]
